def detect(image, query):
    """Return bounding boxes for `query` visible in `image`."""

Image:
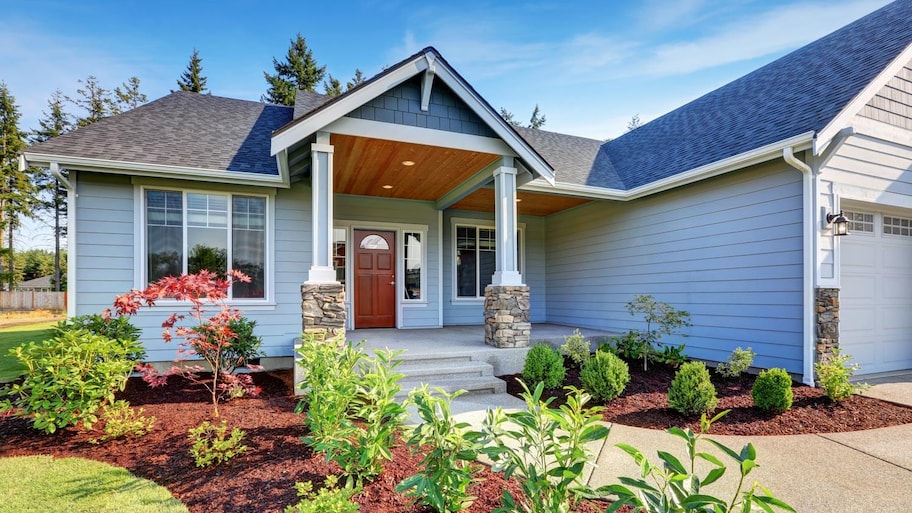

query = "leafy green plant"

[751,368,793,414]
[624,294,692,371]
[0,329,142,433]
[302,347,406,488]
[652,343,688,368]
[195,316,263,369]
[296,334,364,441]
[470,381,610,513]
[397,386,479,512]
[715,346,755,378]
[815,348,869,401]
[285,477,359,513]
[580,350,630,402]
[560,328,591,368]
[611,331,647,362]
[188,420,248,468]
[667,361,717,416]
[55,314,146,362]
[522,343,565,390]
[89,400,156,444]
[602,411,795,513]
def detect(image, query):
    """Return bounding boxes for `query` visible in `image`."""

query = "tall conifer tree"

[262,34,326,106]
[177,49,208,93]
[0,82,36,290]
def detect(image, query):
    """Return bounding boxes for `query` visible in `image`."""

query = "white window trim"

[133,183,276,307]
[450,217,525,302]
[334,220,430,330]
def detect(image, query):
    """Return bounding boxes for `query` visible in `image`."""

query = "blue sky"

[3,0,893,249]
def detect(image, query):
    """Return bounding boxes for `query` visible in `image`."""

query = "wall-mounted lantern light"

[827,211,849,236]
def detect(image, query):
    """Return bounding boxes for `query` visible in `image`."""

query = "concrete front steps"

[395,353,507,400]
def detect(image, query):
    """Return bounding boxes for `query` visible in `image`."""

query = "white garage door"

[840,209,912,375]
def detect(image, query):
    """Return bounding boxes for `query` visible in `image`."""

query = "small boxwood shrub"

[522,343,565,390]
[751,368,793,413]
[580,350,630,402]
[560,328,591,368]
[667,361,717,416]
[716,346,756,378]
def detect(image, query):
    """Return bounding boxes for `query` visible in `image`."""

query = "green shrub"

[667,361,718,416]
[55,314,146,362]
[522,343,565,390]
[623,294,691,371]
[90,400,156,444]
[299,339,405,488]
[651,343,687,367]
[815,348,869,401]
[580,350,630,402]
[611,331,646,361]
[194,317,263,370]
[0,329,142,433]
[751,368,794,413]
[285,478,359,513]
[397,386,479,512]
[716,346,756,378]
[602,411,795,513]
[471,382,610,513]
[560,328,590,368]
[188,420,247,467]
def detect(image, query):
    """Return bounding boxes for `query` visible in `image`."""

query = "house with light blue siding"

[21,0,912,384]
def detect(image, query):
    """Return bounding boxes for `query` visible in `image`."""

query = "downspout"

[782,147,817,386]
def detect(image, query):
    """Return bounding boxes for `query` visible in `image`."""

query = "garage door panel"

[841,208,912,375]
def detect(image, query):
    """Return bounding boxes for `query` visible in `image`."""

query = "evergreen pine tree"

[112,76,147,114]
[627,114,642,131]
[323,74,342,97]
[30,90,72,291]
[346,69,367,91]
[67,76,111,127]
[177,49,208,93]
[0,82,37,290]
[529,104,546,129]
[262,33,326,106]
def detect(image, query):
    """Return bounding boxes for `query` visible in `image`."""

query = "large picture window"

[455,224,522,299]
[145,189,267,299]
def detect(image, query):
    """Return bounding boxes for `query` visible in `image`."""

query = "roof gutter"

[521,131,816,200]
[782,145,818,387]
[23,152,289,188]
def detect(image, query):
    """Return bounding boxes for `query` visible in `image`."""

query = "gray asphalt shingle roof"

[28,91,292,175]
[592,0,912,190]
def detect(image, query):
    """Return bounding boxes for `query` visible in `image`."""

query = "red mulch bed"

[0,370,607,513]
[502,360,912,436]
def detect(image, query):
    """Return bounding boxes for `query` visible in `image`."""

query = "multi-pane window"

[333,228,347,285]
[455,225,521,298]
[844,211,873,233]
[404,232,422,300]
[145,189,267,299]
[884,215,912,237]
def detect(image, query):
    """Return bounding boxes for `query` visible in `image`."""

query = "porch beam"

[324,117,515,156]
[492,156,523,286]
[307,131,338,283]
[434,158,500,210]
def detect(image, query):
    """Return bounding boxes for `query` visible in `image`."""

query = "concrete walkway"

[444,379,912,513]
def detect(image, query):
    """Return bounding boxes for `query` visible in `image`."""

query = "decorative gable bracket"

[421,53,436,112]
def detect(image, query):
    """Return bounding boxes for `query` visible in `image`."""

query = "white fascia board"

[815,42,912,154]
[431,64,554,184]
[271,58,428,155]
[23,152,289,188]
[326,117,515,156]
[520,131,816,201]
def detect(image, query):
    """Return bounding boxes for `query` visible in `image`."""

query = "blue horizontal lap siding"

[74,172,311,363]
[545,163,805,373]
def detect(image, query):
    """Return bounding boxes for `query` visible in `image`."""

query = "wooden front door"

[354,230,396,328]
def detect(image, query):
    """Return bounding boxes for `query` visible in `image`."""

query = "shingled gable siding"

[441,210,547,325]
[859,57,912,131]
[545,162,805,373]
[345,77,497,138]
[74,172,311,363]
[334,194,441,328]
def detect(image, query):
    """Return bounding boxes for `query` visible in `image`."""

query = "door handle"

[389,281,395,285]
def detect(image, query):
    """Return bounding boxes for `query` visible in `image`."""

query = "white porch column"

[491,156,523,285]
[307,131,337,283]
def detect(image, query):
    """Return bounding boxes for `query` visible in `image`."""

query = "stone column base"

[815,287,839,368]
[301,282,346,338]
[484,285,531,348]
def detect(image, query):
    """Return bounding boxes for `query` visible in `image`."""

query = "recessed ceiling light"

[402,160,415,166]
[515,198,523,202]
[382,184,394,189]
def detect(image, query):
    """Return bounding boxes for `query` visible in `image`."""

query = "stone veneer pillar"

[815,287,839,366]
[301,283,346,338]
[484,285,531,348]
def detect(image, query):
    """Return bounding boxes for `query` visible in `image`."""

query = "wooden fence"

[0,291,66,312]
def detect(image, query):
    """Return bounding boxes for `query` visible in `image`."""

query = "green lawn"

[0,321,56,382]
[0,455,187,513]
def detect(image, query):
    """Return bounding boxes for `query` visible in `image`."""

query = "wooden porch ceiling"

[330,133,591,216]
